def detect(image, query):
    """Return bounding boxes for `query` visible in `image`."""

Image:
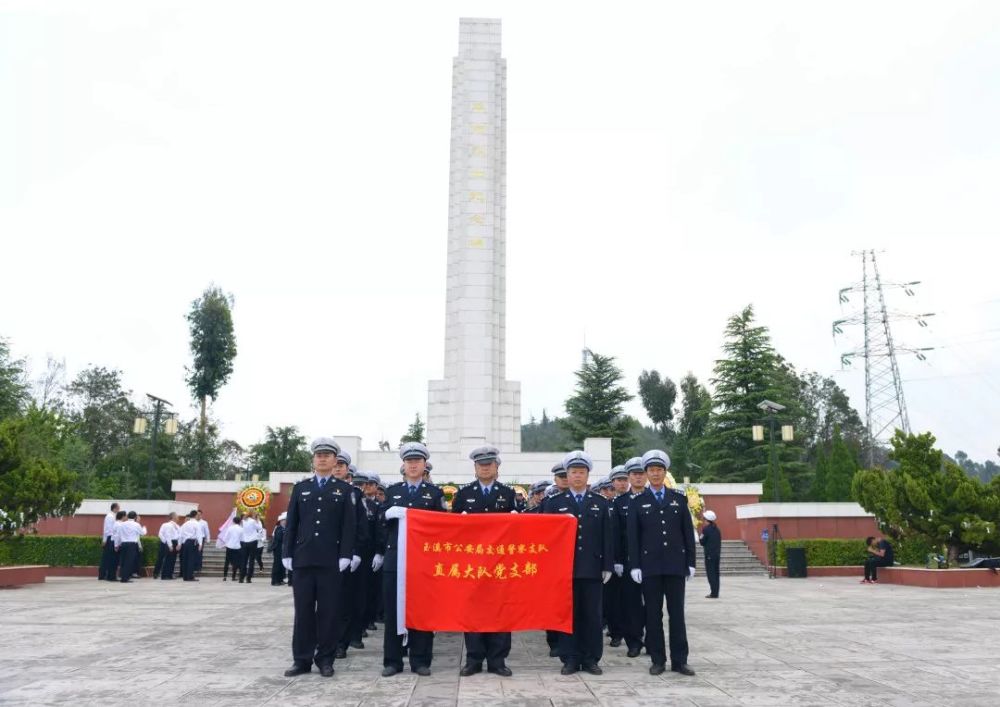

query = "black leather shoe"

[582,663,602,675]
[560,665,578,675]
[672,664,696,676]
[459,663,482,677]
[705,594,718,599]
[381,666,401,677]
[548,648,559,658]
[335,647,347,659]
[649,663,666,676]
[609,637,622,647]
[367,623,377,631]
[283,663,311,677]
[413,665,431,676]
[362,630,369,638]
[488,665,512,677]
[626,647,641,658]
[349,640,364,649]
[318,663,335,678]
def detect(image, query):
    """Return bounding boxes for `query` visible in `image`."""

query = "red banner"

[400,509,576,633]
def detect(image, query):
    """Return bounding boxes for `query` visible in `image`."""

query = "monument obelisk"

[427,18,521,454]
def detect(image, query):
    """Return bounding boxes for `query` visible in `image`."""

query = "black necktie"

[655,490,663,503]
[575,494,582,504]
[318,477,326,489]
[409,485,417,497]
[483,486,490,498]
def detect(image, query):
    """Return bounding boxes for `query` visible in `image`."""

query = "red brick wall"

[698,493,759,539]
[739,515,881,564]
[32,514,173,537]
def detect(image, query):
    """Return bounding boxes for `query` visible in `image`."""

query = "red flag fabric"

[398,509,576,633]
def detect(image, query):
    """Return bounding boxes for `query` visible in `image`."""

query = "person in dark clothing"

[863,536,894,583]
[270,513,288,585]
[699,510,722,598]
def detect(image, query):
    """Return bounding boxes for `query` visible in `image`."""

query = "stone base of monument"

[0,565,48,587]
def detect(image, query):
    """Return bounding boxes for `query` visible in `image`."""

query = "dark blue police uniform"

[544,488,613,672]
[627,486,696,671]
[453,479,517,674]
[379,479,446,674]
[283,473,357,671]
[612,490,646,654]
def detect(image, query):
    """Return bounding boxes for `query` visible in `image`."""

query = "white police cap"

[609,465,628,481]
[310,437,341,455]
[469,445,501,465]
[641,449,671,470]
[562,450,593,472]
[278,512,287,521]
[624,456,644,473]
[550,462,566,476]
[365,472,381,485]
[347,463,358,477]
[544,484,561,497]
[424,461,433,473]
[336,450,352,465]
[399,442,430,461]
[529,480,550,494]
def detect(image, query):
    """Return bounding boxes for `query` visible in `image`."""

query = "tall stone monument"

[427,18,522,454]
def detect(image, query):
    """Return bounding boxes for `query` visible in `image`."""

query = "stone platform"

[1,575,999,706]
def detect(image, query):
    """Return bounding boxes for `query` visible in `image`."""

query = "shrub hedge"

[0,535,159,567]
[775,537,935,567]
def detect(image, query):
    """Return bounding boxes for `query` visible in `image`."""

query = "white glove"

[338,558,350,572]
[630,569,642,584]
[602,571,612,584]
[688,566,696,580]
[282,557,293,571]
[510,510,518,513]
[372,554,384,572]
[384,506,406,521]
[613,563,624,577]
[350,555,361,572]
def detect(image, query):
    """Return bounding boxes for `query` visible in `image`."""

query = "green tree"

[0,338,29,420]
[0,407,83,536]
[810,444,830,501]
[248,426,311,475]
[185,286,237,477]
[671,372,712,477]
[825,425,857,501]
[853,431,1000,563]
[521,409,575,452]
[400,412,425,445]
[637,370,676,439]
[560,351,634,465]
[696,306,809,497]
[64,366,137,468]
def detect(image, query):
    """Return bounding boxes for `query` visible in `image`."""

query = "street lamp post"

[134,394,178,498]
[753,400,793,578]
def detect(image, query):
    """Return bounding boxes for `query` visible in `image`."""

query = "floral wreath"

[235,483,270,520]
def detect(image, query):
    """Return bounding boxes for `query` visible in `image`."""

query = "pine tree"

[400,413,425,445]
[825,425,857,501]
[560,351,634,464]
[811,444,830,500]
[696,306,809,494]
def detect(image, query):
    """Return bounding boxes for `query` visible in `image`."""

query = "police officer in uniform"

[281,437,358,678]
[540,479,565,656]
[550,462,569,492]
[331,453,367,658]
[525,480,549,512]
[376,442,446,677]
[614,456,647,657]
[700,509,722,598]
[603,467,628,647]
[544,451,613,675]
[361,472,383,630]
[454,445,517,677]
[626,450,696,677]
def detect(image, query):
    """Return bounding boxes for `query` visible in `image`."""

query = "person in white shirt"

[239,512,262,583]
[114,511,146,583]
[195,510,211,574]
[156,513,181,580]
[222,516,244,581]
[255,523,267,571]
[98,503,120,581]
[178,511,203,582]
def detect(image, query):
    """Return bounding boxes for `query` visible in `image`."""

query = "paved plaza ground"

[1,574,998,706]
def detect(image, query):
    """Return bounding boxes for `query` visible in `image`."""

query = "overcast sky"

[2,1,999,462]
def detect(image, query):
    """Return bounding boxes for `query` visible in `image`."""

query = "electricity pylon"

[833,250,933,466]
